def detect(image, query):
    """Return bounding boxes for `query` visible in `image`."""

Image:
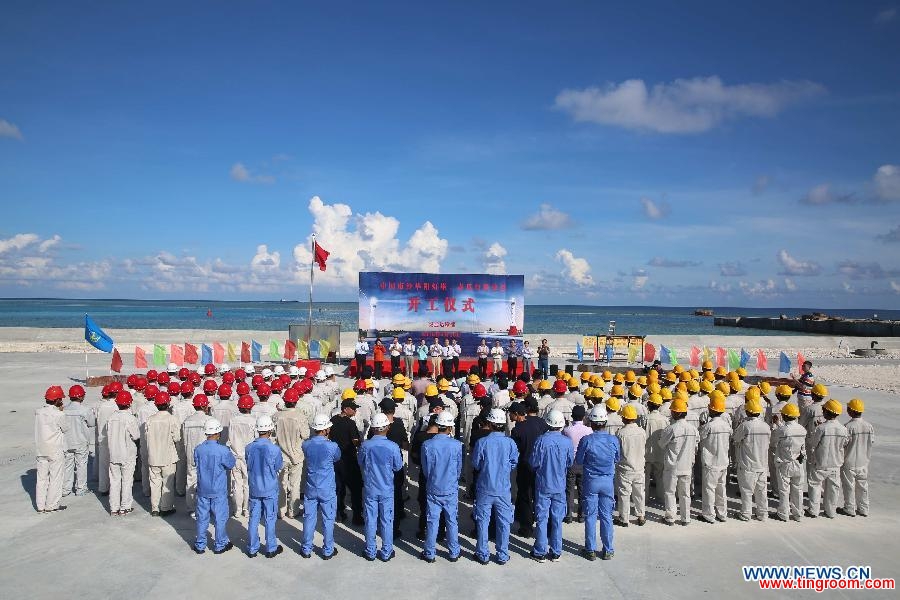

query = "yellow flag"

[227,342,237,362]
[702,346,712,362]
[318,339,331,358]
[298,339,309,360]
[627,344,639,363]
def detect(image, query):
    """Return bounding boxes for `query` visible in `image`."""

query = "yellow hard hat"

[673,365,685,374]
[688,369,699,380]
[539,380,552,391]
[589,375,602,387]
[729,380,743,394]
[716,382,730,395]
[365,378,375,390]
[744,398,762,415]
[714,366,727,377]
[701,360,713,371]
[556,370,566,379]
[606,397,620,412]
[675,382,687,393]
[637,375,647,387]
[425,384,439,397]
[687,380,700,393]
[438,381,450,392]
[341,388,357,401]
[610,384,624,397]
[811,383,828,397]
[847,398,864,413]
[403,376,412,391]
[745,387,761,401]
[679,371,691,382]
[736,367,747,378]
[392,373,406,385]
[776,384,793,398]
[781,403,800,418]
[580,371,592,382]
[700,380,714,393]
[647,393,663,406]
[624,370,636,383]
[758,381,771,395]
[708,391,726,413]
[647,369,659,381]
[613,373,625,384]
[602,370,613,382]
[703,371,716,382]
[674,390,689,402]
[726,371,739,381]
[665,372,678,383]
[467,374,480,385]
[584,388,595,399]
[628,384,642,398]
[660,388,673,400]
[823,399,842,415]
[670,398,688,413]
[621,405,638,420]
[648,382,661,394]
[392,387,406,400]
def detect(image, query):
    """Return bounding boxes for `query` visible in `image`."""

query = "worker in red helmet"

[95,380,121,496]
[252,383,276,419]
[211,384,236,447]
[229,394,258,516]
[234,368,246,382]
[170,383,196,499]
[237,381,251,396]
[276,387,307,519]
[190,372,202,386]
[180,381,194,400]
[126,374,137,389]
[223,372,235,386]
[63,385,94,498]
[203,379,218,396]
[183,394,211,515]
[135,380,160,498]
[547,381,576,426]
[177,367,190,381]
[146,369,158,382]
[156,372,170,387]
[204,364,217,376]
[108,391,140,515]
[35,386,70,513]
[145,392,181,517]
[134,377,148,392]
[251,374,264,389]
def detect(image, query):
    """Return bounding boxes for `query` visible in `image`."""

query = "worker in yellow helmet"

[614,405,647,527]
[644,393,668,503]
[701,359,714,372]
[838,399,874,518]
[658,398,699,525]
[806,400,849,519]
[769,385,795,430]
[604,397,623,436]
[799,383,828,481]
[698,391,731,524]
[732,398,769,521]
[625,384,648,429]
[770,403,805,522]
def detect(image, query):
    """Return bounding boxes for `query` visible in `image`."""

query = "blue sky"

[1,1,899,307]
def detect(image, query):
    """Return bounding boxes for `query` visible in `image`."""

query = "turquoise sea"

[0,299,896,336]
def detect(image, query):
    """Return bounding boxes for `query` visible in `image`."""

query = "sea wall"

[714,317,900,336]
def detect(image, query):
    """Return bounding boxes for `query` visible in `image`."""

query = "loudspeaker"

[565,365,574,376]
[549,363,558,375]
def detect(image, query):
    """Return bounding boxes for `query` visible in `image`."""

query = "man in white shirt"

[490,341,504,378]
[429,337,443,380]
[403,337,416,378]
[389,337,403,376]
[354,336,370,378]
[476,339,489,379]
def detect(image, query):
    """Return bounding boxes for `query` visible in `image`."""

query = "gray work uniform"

[35,405,70,511]
[144,410,181,512]
[658,419,699,523]
[841,417,875,516]
[616,423,647,520]
[63,402,95,496]
[698,415,731,520]
[808,419,849,518]
[732,415,771,520]
[770,421,806,519]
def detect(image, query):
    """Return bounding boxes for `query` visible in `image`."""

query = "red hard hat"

[279,373,291,386]
[553,379,568,394]
[146,369,158,381]
[144,384,159,399]
[236,382,250,396]
[203,379,218,393]
[217,384,232,399]
[512,380,528,395]
[204,364,216,375]
[190,372,202,386]
[156,372,170,385]
[473,383,487,398]
[167,382,181,396]
[109,381,123,393]
[299,379,313,394]
[256,383,271,398]
[222,372,235,385]
[68,384,86,399]
[101,384,110,397]
[180,381,194,395]
[192,394,209,408]
[283,388,300,403]
[45,386,65,401]
[154,392,171,406]
[270,379,284,392]
[178,367,190,380]
[353,379,367,391]
[237,394,255,410]
[115,390,133,407]
[126,374,137,388]
[251,374,264,388]
[234,368,246,380]
[135,377,148,391]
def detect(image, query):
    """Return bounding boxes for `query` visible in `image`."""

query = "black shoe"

[448,554,459,563]
[322,548,338,560]
[475,553,490,565]
[213,542,234,554]
[352,514,365,526]
[193,547,205,554]
[548,552,560,562]
[494,556,508,566]
[772,514,788,522]
[379,550,396,562]
[265,545,283,558]
[581,549,596,561]
[790,515,802,522]
[836,508,856,517]
[735,514,750,522]
[151,510,160,517]
[636,516,646,526]
[576,515,584,523]
[419,551,435,563]
[697,515,715,524]
[337,510,348,522]
[530,551,546,563]
[715,515,727,522]
[563,516,573,524]
[247,550,258,558]
[160,508,176,517]
[601,550,615,560]
[804,510,818,519]
[677,520,689,526]
[663,518,675,526]
[364,553,376,562]
[299,550,311,559]
[613,518,629,527]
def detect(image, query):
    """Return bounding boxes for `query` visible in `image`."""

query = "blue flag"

[201,344,212,365]
[661,345,671,364]
[84,314,114,353]
[740,348,751,368]
[251,340,262,362]
[779,352,791,374]
[576,342,583,361]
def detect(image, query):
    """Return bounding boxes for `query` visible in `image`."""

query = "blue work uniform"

[358,435,403,559]
[471,431,519,563]
[301,435,342,556]
[194,439,236,552]
[421,433,463,560]
[246,436,284,555]
[529,431,574,558]
[575,431,620,554]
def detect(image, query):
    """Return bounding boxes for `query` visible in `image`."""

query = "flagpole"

[308,234,315,346]
[84,348,89,383]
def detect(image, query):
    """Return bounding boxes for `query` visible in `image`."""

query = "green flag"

[669,348,678,366]
[727,349,740,371]
[153,344,166,366]
[269,340,281,360]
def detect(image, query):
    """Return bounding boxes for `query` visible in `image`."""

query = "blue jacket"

[358,435,403,495]
[195,439,236,498]
[421,433,463,496]
[575,432,620,493]
[529,431,574,495]
[246,436,284,499]
[302,435,342,499]
[471,432,519,497]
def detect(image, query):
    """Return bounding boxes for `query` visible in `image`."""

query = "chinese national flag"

[284,339,297,360]
[184,343,199,365]
[241,342,251,363]
[110,348,123,373]
[170,344,184,366]
[134,346,148,369]
[213,342,225,364]
[314,241,330,271]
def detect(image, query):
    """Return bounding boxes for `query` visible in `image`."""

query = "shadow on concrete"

[21,468,37,511]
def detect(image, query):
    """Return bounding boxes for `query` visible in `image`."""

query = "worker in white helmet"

[193,419,236,554]
[575,405,619,561]
[245,415,284,558]
[300,414,342,559]
[358,413,404,561]
[419,411,463,563]
[529,410,574,563]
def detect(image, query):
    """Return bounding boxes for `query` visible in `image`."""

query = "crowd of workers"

[33,356,875,563]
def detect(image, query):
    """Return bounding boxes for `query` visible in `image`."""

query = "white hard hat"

[588,405,608,423]
[167,362,178,374]
[204,418,223,435]
[289,365,300,376]
[545,409,565,428]
[315,370,326,382]
[324,366,334,377]
[298,366,307,375]
[311,414,331,431]
[436,411,455,428]
[196,367,205,375]
[274,365,285,376]
[371,413,390,429]
[487,408,507,425]
[219,363,230,374]
[448,382,459,394]
[255,415,275,432]
[261,368,273,379]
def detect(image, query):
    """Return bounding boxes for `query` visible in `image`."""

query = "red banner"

[184,343,198,364]
[111,348,123,373]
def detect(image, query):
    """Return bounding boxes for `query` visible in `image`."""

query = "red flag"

[797,352,805,374]
[184,343,198,365]
[241,342,251,363]
[757,349,768,372]
[110,348,123,373]
[134,346,148,369]
[644,343,655,362]
[716,347,726,369]
[689,346,700,368]
[593,338,599,361]
[170,344,184,367]
[284,340,297,361]
[314,241,330,272]
[213,342,225,364]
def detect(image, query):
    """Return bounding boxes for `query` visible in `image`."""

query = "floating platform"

[714,316,900,336]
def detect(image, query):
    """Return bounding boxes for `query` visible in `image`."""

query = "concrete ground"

[2,352,899,599]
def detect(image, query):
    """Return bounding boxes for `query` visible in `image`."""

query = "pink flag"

[213,342,225,364]
[797,352,805,374]
[170,344,184,366]
[644,343,655,362]
[593,338,599,361]
[134,346,148,369]
[716,347,726,369]
[757,349,768,372]
[689,346,700,368]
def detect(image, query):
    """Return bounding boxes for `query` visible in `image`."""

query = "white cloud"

[739,278,777,296]
[554,76,825,134]
[874,164,900,201]
[481,242,507,275]
[843,281,855,293]
[640,197,669,219]
[837,260,899,280]
[719,261,747,277]
[891,281,900,294]
[777,249,821,276]
[555,249,595,287]
[0,119,23,140]
[784,278,798,291]
[648,256,701,268]
[521,204,573,230]
[875,7,897,23]
[631,268,649,291]
[38,235,61,253]
[800,182,856,205]
[230,162,275,184]
[291,196,449,286]
[710,280,732,293]
[250,244,280,271]
[0,233,39,254]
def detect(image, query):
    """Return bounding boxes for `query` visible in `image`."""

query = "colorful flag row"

[122,339,335,371]
[652,344,805,374]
